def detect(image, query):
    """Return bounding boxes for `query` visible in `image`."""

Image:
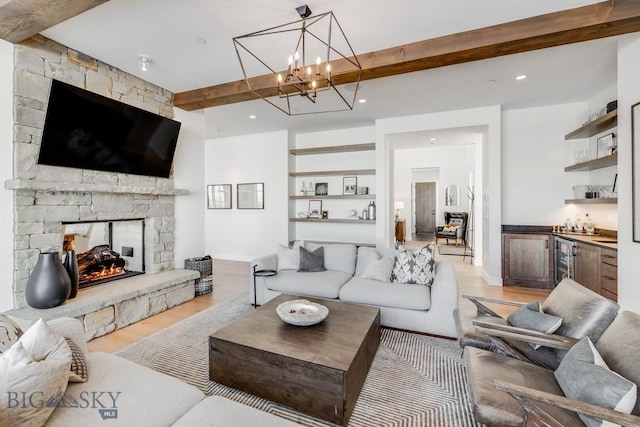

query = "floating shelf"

[565,110,617,140]
[289,169,375,177]
[289,218,376,224]
[564,153,617,172]
[289,143,375,156]
[289,194,375,200]
[565,198,617,205]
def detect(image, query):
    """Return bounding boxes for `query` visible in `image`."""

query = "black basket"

[184,256,213,296]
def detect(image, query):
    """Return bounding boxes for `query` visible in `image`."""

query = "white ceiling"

[40,0,619,139]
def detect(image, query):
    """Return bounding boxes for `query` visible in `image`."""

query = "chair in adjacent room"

[435,212,468,247]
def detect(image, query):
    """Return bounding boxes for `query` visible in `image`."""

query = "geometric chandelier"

[233,5,362,116]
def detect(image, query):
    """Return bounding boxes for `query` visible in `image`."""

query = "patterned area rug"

[437,244,471,257]
[116,293,482,426]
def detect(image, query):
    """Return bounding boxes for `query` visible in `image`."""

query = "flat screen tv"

[38,79,181,178]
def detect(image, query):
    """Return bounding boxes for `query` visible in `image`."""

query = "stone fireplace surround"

[5,36,198,339]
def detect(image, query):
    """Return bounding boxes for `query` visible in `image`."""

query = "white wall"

[394,145,474,238]
[617,33,640,313]
[204,131,289,261]
[0,40,13,311]
[173,108,206,266]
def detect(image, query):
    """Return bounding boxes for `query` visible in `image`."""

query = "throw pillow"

[0,319,72,427]
[554,337,637,427]
[276,240,304,270]
[391,243,435,285]
[361,254,395,282]
[507,301,562,349]
[297,246,326,273]
[65,337,88,383]
[0,313,23,354]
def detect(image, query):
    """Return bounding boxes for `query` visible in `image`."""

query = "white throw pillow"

[276,240,304,270]
[0,319,72,427]
[361,254,395,282]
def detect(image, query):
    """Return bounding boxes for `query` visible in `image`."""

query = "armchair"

[435,212,468,247]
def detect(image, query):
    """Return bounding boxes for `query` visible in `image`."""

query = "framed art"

[315,182,328,196]
[308,200,322,218]
[321,210,329,219]
[237,183,264,209]
[633,102,640,242]
[207,184,232,209]
[343,176,357,195]
[597,133,616,158]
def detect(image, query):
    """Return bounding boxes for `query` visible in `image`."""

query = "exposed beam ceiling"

[174,0,640,111]
[0,0,108,44]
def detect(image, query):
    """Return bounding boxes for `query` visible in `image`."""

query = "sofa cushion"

[595,311,640,415]
[360,254,395,282]
[276,240,304,270]
[0,313,23,353]
[507,301,563,349]
[0,319,72,427]
[339,277,431,311]
[306,243,356,274]
[554,337,637,427]
[44,352,205,426]
[173,396,301,427]
[298,246,326,273]
[465,347,582,427]
[264,269,352,299]
[355,246,395,277]
[391,243,435,285]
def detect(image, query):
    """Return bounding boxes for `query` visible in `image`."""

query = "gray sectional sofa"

[251,243,459,338]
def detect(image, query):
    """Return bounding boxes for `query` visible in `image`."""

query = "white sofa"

[251,243,459,338]
[5,316,300,427]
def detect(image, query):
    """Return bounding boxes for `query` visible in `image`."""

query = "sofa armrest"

[493,380,640,427]
[427,261,460,338]
[250,253,277,271]
[473,320,578,350]
[462,295,525,317]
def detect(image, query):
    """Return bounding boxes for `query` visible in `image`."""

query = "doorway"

[414,182,436,237]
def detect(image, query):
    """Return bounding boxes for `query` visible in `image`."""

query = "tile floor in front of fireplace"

[89,251,551,353]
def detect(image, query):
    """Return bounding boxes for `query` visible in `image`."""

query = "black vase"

[25,252,71,309]
[63,250,79,299]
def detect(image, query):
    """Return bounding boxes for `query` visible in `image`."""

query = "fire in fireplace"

[63,219,145,289]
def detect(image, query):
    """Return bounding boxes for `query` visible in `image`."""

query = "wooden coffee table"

[209,294,381,426]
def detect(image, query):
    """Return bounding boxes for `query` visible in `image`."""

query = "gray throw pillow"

[554,337,637,427]
[507,301,562,349]
[297,246,326,273]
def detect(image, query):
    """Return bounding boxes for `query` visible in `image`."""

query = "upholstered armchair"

[435,212,468,247]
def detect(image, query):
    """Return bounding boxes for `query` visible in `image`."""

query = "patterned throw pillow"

[0,313,23,353]
[65,337,88,383]
[391,243,435,285]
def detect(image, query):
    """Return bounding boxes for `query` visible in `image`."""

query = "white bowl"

[297,212,310,218]
[276,299,329,326]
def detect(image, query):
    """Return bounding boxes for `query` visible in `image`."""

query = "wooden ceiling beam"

[174,0,640,111]
[0,0,108,44]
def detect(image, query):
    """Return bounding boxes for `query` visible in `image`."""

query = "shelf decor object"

[237,183,264,209]
[632,101,640,242]
[308,199,322,218]
[343,177,357,195]
[232,5,361,116]
[207,184,232,209]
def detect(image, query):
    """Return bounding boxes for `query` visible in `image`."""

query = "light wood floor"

[88,249,551,353]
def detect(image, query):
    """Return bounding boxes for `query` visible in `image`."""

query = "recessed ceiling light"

[358,99,366,104]
[430,137,436,141]
[138,55,151,72]
[249,115,256,119]
[516,74,527,80]
[488,79,496,84]
[195,37,207,45]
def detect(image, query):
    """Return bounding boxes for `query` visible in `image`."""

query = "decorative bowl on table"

[276,299,329,326]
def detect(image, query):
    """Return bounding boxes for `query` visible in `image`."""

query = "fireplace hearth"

[63,219,145,289]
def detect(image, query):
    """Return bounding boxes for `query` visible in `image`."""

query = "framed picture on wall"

[308,200,322,218]
[237,183,264,209]
[343,177,357,195]
[207,184,232,209]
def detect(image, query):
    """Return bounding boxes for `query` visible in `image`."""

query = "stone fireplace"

[5,36,197,338]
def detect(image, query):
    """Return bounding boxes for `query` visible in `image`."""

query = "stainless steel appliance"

[554,236,576,284]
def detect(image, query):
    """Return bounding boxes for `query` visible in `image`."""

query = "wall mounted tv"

[38,79,181,178]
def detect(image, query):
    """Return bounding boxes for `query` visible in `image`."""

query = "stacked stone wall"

[11,36,177,308]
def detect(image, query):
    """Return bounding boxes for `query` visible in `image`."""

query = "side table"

[252,265,277,308]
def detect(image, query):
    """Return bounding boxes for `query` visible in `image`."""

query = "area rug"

[116,294,482,426]
[437,244,471,257]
